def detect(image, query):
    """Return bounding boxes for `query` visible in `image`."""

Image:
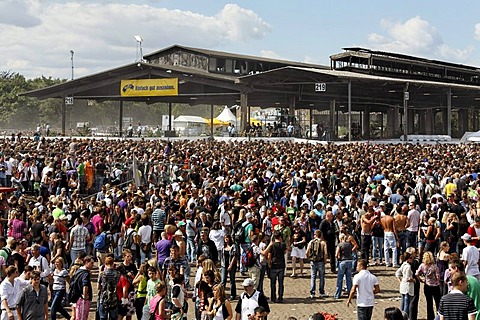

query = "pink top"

[149,295,165,320]
[91,214,104,235]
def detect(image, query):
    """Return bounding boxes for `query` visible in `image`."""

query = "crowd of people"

[0,137,479,320]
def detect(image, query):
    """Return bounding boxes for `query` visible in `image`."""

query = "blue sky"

[2,0,480,79]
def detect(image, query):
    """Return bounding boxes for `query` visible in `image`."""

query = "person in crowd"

[438,272,477,320]
[16,271,49,320]
[395,252,414,316]
[346,259,380,320]
[415,251,441,320]
[234,278,269,320]
[335,233,354,299]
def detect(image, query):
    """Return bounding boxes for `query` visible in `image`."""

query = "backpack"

[123,229,135,249]
[68,270,88,304]
[241,245,257,268]
[94,232,109,251]
[234,221,250,244]
[1,247,14,267]
[307,239,323,262]
[100,271,119,310]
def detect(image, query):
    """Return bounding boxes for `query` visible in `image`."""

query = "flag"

[132,155,141,187]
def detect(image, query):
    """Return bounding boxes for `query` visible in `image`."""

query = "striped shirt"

[438,290,477,320]
[151,208,166,232]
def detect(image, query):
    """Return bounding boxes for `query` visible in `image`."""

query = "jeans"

[221,265,237,298]
[401,294,411,314]
[269,268,285,301]
[139,247,151,264]
[361,234,372,261]
[187,236,196,262]
[357,306,373,320]
[257,264,267,294]
[424,284,440,320]
[310,261,325,295]
[397,231,407,261]
[70,248,84,263]
[372,236,384,262]
[0,178,6,187]
[406,230,418,249]
[98,302,118,320]
[95,176,105,193]
[383,232,398,266]
[50,289,70,320]
[240,243,251,273]
[335,260,352,298]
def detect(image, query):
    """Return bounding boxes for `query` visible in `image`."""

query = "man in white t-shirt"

[347,259,380,320]
[461,233,480,280]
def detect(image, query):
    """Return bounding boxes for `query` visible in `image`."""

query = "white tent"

[216,106,237,123]
[173,115,207,136]
[461,131,480,142]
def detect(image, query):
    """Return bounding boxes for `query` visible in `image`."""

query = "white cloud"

[367,16,473,64]
[260,50,286,60]
[0,1,272,78]
[0,0,41,28]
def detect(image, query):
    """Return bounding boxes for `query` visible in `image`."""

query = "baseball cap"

[177,221,186,227]
[461,233,472,241]
[242,278,255,287]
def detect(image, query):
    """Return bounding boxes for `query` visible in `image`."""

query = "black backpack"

[68,270,88,303]
[234,221,250,244]
[1,247,14,267]
[100,270,119,310]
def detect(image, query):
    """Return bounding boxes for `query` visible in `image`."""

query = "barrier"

[399,135,451,142]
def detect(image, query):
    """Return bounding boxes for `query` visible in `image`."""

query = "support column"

[425,108,433,135]
[329,100,335,141]
[447,88,452,137]
[309,108,313,139]
[407,109,415,134]
[210,104,214,138]
[119,100,124,137]
[348,80,352,142]
[61,96,66,136]
[362,106,370,140]
[289,96,296,127]
[474,110,479,131]
[403,83,409,142]
[168,103,172,131]
[240,93,248,135]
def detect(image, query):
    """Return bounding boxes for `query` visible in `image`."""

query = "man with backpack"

[94,225,113,270]
[306,230,329,299]
[236,213,254,275]
[97,256,120,320]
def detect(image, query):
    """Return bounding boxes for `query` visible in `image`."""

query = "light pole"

[70,50,74,80]
[134,35,143,62]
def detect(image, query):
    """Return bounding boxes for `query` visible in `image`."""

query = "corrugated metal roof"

[144,44,328,69]
[240,66,480,91]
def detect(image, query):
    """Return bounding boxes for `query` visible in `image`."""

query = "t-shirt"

[462,245,480,277]
[438,290,477,320]
[270,242,286,269]
[353,269,378,307]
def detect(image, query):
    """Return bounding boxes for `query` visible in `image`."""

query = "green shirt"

[77,163,85,176]
[146,278,160,305]
[467,275,480,320]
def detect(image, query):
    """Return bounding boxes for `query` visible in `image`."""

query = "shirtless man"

[381,211,399,267]
[394,204,409,261]
[360,207,376,263]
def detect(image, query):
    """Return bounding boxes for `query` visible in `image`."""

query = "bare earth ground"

[86,263,428,320]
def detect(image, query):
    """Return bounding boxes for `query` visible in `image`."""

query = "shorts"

[291,246,306,259]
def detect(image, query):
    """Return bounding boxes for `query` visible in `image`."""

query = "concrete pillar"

[329,100,335,140]
[447,88,452,136]
[362,106,370,139]
[474,110,479,131]
[240,93,248,135]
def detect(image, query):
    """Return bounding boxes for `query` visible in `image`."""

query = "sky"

[2,0,480,79]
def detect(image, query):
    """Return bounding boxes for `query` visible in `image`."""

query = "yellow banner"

[120,78,178,97]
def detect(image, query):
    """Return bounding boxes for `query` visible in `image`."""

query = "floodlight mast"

[70,50,74,80]
[134,35,143,62]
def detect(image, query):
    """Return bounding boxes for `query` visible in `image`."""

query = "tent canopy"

[216,106,237,123]
[173,115,207,123]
